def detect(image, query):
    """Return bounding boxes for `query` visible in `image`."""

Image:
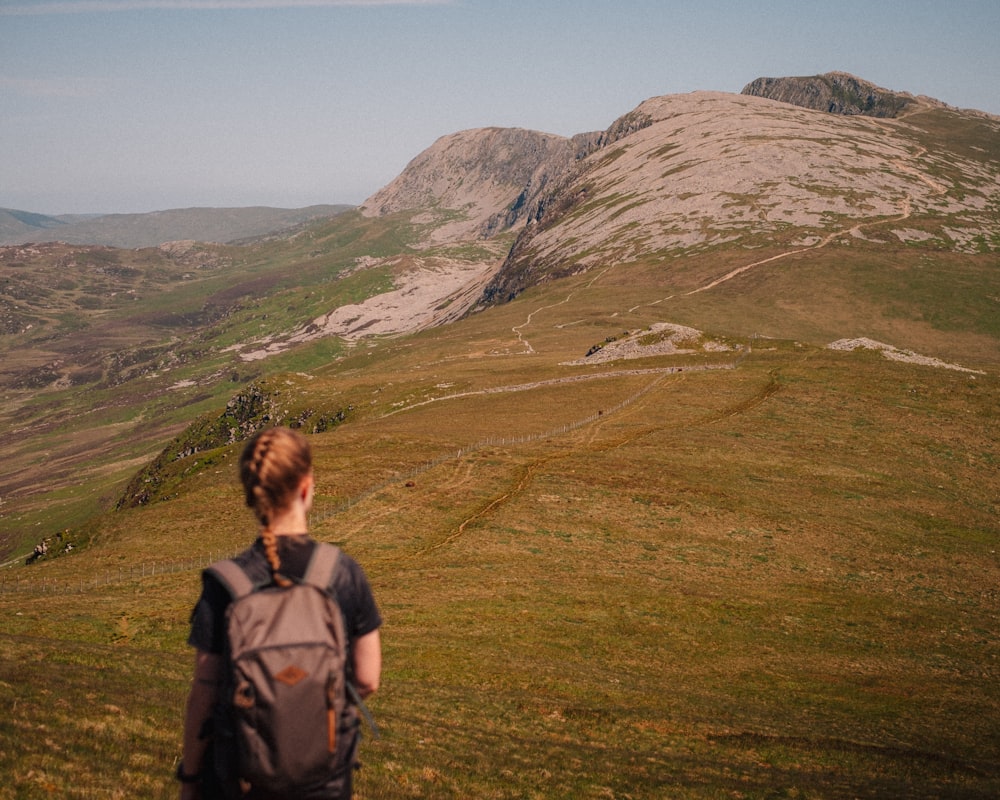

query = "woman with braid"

[179,427,382,799]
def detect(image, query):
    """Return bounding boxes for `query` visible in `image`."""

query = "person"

[179,426,382,799]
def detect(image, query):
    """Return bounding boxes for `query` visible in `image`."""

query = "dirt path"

[380,362,733,421]
[512,266,614,353]
[409,366,782,558]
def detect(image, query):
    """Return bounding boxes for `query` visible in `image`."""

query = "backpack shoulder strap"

[304,541,340,592]
[207,558,256,600]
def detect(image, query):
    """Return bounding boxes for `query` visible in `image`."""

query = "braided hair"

[239,427,312,587]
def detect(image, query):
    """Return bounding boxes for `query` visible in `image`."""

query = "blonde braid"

[240,427,311,588]
[260,525,292,588]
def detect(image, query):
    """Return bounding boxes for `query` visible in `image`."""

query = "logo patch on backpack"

[207,543,358,798]
[274,664,308,686]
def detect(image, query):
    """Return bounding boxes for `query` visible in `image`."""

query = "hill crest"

[477,88,999,305]
[740,71,922,117]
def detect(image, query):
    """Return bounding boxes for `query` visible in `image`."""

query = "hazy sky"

[3,0,998,215]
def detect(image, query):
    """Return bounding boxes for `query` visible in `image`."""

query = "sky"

[2,0,999,215]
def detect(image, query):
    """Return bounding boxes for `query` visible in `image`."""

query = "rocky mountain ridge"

[3,72,996,368]
[354,73,997,318]
[479,90,998,304]
[361,127,598,243]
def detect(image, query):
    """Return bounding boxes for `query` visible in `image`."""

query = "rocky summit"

[357,73,997,315]
[361,126,596,243]
[740,71,921,117]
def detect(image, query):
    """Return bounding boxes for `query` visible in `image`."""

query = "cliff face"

[740,72,918,118]
[360,126,591,241]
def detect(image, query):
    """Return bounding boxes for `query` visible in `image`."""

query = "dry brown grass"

[1,218,998,797]
[5,325,997,797]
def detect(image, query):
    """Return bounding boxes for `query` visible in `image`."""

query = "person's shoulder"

[206,542,269,589]
[226,544,263,574]
[332,547,366,575]
[326,547,372,589]
[330,545,357,565]
[231,540,263,564]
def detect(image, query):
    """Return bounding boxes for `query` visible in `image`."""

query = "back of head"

[240,427,312,586]
[240,426,312,526]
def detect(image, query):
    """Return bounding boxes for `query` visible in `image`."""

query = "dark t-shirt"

[188,534,382,658]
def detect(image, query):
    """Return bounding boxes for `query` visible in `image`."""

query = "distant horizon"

[4,0,999,216]
[3,201,359,217]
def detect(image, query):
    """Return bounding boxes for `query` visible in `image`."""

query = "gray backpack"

[208,543,356,798]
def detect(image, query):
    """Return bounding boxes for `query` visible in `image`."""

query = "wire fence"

[2,354,749,596]
[0,552,236,595]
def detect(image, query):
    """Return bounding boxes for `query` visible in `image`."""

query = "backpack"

[207,542,357,799]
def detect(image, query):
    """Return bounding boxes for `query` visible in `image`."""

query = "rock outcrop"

[361,127,592,241]
[354,73,995,318]
[740,71,917,118]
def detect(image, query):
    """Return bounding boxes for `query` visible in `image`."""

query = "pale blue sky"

[2,0,998,214]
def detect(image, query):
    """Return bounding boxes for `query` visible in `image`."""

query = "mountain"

[0,204,352,248]
[0,208,69,241]
[2,71,997,546]
[361,126,598,241]
[2,74,999,798]
[358,76,998,332]
[484,91,996,303]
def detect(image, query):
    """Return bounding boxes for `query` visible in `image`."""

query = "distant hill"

[0,208,69,241]
[0,204,353,248]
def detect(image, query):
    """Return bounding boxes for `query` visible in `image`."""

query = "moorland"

[0,73,998,798]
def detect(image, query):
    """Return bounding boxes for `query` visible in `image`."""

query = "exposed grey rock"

[361,127,587,241]
[740,71,917,118]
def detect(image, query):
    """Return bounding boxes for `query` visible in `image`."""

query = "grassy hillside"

[1,248,997,797]
[0,210,439,558]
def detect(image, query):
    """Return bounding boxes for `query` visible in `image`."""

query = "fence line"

[2,355,748,595]
[0,551,234,595]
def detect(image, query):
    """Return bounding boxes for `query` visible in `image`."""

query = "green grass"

[2,336,997,798]
[1,186,999,797]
